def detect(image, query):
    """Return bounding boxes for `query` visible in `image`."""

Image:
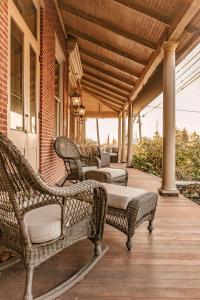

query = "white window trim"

[8,0,41,172]
[55,34,65,137]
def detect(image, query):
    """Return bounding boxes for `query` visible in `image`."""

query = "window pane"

[55,101,60,138]
[10,19,24,131]
[55,59,60,98]
[30,47,36,133]
[13,0,37,38]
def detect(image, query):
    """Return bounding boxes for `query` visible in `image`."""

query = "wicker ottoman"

[102,183,158,250]
[85,167,128,186]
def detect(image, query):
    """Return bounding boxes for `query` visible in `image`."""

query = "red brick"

[0,0,8,134]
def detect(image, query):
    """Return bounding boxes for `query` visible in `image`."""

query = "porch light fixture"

[71,92,85,119]
[78,103,86,118]
[71,92,81,110]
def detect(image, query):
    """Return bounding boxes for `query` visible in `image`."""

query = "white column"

[121,108,126,162]
[96,118,100,146]
[127,102,133,167]
[118,114,122,162]
[159,41,179,196]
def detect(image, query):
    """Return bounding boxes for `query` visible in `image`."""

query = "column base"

[158,187,179,197]
[120,160,126,163]
[126,164,132,168]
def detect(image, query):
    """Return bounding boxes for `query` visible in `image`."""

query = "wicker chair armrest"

[22,180,107,245]
[47,180,107,241]
[22,180,103,214]
[81,156,101,168]
[47,180,101,198]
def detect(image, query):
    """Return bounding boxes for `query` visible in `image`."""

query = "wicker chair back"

[54,136,81,159]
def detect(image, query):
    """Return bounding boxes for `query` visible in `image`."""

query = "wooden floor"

[1,165,200,300]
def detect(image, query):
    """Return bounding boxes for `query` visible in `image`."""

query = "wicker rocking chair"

[54,136,101,186]
[0,133,108,300]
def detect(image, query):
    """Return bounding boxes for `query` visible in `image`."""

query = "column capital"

[163,41,178,52]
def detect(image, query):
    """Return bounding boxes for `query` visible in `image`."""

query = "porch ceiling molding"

[67,36,83,89]
[86,112,118,118]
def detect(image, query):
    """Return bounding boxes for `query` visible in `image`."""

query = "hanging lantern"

[78,103,86,118]
[71,92,81,109]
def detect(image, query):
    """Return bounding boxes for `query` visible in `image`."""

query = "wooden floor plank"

[1,165,200,299]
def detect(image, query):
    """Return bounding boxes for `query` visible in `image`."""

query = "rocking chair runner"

[54,136,101,186]
[0,133,108,300]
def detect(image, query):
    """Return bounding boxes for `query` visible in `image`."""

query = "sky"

[86,44,200,144]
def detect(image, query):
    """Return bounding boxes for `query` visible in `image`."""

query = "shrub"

[132,129,200,181]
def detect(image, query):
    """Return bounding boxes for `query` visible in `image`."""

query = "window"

[30,47,37,133]
[10,19,24,131]
[13,0,37,38]
[55,59,61,137]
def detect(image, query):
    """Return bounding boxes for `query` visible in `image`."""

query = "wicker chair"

[0,133,108,300]
[54,137,101,186]
[96,146,110,167]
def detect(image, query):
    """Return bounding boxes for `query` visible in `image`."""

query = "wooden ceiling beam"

[112,0,171,26]
[83,73,130,95]
[86,111,118,118]
[129,0,200,102]
[82,80,126,103]
[83,89,121,112]
[82,77,128,98]
[60,2,157,50]
[82,61,135,86]
[82,84,124,106]
[66,27,150,64]
[80,47,142,77]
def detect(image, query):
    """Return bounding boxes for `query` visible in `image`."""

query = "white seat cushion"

[82,166,97,174]
[98,168,126,178]
[102,183,147,210]
[25,204,62,244]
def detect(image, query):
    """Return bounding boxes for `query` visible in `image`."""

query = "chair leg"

[94,240,102,256]
[148,220,154,234]
[24,265,34,300]
[126,236,133,251]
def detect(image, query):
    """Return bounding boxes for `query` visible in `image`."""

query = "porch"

[1,166,200,300]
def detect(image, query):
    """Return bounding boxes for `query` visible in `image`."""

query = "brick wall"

[40,1,68,184]
[0,0,68,184]
[0,0,8,134]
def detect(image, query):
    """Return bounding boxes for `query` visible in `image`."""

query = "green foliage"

[132,129,200,181]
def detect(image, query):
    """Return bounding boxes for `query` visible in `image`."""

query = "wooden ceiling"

[58,0,200,115]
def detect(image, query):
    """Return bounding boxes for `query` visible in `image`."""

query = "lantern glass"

[78,104,85,117]
[71,93,81,108]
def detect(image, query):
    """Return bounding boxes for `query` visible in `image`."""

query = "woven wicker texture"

[54,136,101,185]
[106,192,158,250]
[84,168,128,186]
[0,132,107,299]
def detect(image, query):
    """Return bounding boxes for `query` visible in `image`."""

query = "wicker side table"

[85,167,128,186]
[102,183,158,250]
